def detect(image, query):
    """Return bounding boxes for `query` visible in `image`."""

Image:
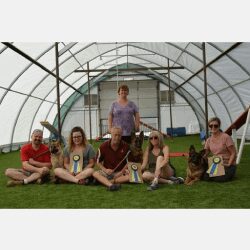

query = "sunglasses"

[149,136,158,140]
[209,124,219,129]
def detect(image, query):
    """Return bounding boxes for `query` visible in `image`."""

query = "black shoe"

[147,182,159,191]
[168,176,184,184]
[107,184,121,191]
[175,177,184,184]
[84,177,91,186]
[84,176,95,185]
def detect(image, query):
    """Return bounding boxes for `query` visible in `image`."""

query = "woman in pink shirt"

[203,117,237,182]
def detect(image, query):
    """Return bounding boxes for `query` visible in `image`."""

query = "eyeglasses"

[149,136,158,140]
[72,135,82,139]
[209,124,219,129]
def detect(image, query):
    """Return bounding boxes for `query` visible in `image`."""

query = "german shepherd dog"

[184,145,208,185]
[128,131,144,163]
[49,140,64,169]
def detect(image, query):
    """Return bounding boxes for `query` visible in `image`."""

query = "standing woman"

[54,126,95,184]
[108,84,140,144]
[141,131,184,191]
[203,117,237,182]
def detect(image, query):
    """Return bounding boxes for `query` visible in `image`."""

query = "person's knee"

[5,168,11,177]
[142,172,152,181]
[156,156,164,163]
[86,168,94,176]
[54,168,63,176]
[42,167,50,175]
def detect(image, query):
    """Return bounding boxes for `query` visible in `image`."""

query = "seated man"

[93,126,130,191]
[5,129,52,187]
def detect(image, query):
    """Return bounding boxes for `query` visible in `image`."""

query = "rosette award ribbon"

[207,155,225,177]
[70,149,83,175]
[128,162,143,183]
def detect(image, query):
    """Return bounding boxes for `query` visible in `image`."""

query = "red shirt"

[96,139,129,172]
[21,143,51,163]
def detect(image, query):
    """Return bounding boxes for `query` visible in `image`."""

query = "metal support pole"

[75,66,184,73]
[202,42,209,138]
[157,81,161,131]
[168,59,173,136]
[97,82,102,137]
[87,62,92,142]
[55,42,62,142]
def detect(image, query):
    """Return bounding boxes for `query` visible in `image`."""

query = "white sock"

[23,179,28,184]
[152,177,158,185]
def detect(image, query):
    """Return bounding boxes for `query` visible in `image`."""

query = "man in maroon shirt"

[93,127,130,191]
[5,129,52,187]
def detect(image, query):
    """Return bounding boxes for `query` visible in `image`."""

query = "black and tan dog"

[184,145,208,185]
[49,140,64,169]
[128,131,144,163]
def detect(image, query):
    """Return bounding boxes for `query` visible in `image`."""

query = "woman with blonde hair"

[141,131,184,190]
[54,126,95,184]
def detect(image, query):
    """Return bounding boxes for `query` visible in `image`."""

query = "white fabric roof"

[0,42,250,150]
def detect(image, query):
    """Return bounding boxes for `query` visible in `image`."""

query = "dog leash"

[33,149,50,159]
[109,150,131,175]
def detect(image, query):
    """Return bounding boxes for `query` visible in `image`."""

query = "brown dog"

[128,131,144,163]
[49,140,64,169]
[184,145,208,185]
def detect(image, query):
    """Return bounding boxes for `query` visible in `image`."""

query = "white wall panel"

[0,93,26,145]
[13,98,42,143]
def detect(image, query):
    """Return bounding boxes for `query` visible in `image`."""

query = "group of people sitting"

[5,116,237,191]
[4,126,181,191]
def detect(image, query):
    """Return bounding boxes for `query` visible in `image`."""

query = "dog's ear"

[131,131,136,140]
[189,145,196,153]
[200,149,206,157]
[139,131,144,142]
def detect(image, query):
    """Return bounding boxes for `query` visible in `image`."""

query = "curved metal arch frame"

[3,41,204,147]
[3,42,249,148]
[56,40,244,135]
[37,42,249,144]
[51,42,221,134]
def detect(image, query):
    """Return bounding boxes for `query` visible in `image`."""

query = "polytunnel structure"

[0,42,250,152]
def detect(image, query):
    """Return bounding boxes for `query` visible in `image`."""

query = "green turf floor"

[0,135,249,208]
